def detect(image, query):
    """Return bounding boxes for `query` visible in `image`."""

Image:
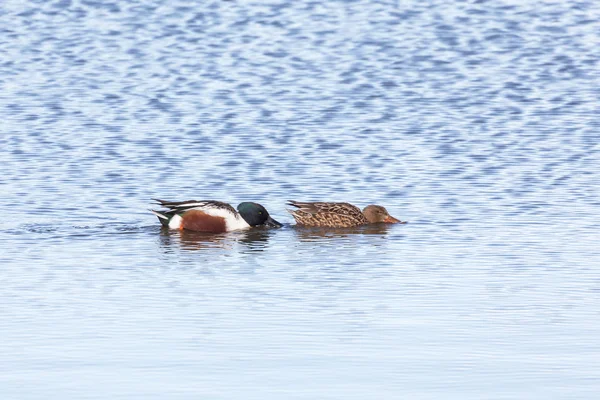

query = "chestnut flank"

[181,210,227,233]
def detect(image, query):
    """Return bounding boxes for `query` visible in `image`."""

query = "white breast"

[168,214,183,229]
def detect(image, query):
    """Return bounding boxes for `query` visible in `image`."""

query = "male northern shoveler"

[151,199,282,233]
[286,200,404,228]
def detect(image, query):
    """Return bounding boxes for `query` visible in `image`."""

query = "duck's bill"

[384,215,405,224]
[264,216,283,228]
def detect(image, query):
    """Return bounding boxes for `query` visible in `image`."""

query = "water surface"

[1,0,600,399]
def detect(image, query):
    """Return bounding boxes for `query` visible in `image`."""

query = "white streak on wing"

[168,214,182,229]
[201,206,250,231]
[150,210,168,220]
[175,202,208,208]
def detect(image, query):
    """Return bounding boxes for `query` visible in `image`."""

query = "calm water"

[1,0,600,398]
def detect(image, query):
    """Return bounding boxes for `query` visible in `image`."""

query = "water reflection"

[234,228,274,252]
[292,223,394,242]
[157,227,275,252]
[158,228,229,251]
[156,224,394,250]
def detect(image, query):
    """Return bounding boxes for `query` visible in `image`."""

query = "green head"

[237,202,282,228]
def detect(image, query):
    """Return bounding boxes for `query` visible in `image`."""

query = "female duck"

[287,200,404,228]
[151,199,281,233]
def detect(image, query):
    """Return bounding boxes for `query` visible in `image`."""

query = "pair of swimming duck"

[151,199,404,233]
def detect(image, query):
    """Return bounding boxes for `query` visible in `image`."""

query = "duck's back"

[287,201,368,227]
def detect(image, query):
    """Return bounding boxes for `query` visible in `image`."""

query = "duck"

[286,200,404,228]
[151,199,282,233]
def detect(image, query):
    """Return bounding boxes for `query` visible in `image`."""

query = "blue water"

[1,0,600,398]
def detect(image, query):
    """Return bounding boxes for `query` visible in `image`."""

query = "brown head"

[362,205,402,224]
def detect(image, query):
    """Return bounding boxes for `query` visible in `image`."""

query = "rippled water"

[2,0,600,398]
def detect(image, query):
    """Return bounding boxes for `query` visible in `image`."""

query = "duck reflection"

[234,227,273,252]
[157,227,227,251]
[292,223,393,242]
[157,226,273,252]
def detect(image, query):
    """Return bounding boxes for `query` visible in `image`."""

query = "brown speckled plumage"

[287,201,370,227]
[287,200,404,227]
